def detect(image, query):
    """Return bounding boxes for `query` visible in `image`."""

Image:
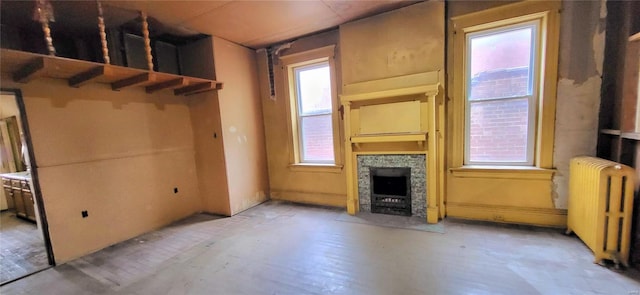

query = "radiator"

[567,156,635,267]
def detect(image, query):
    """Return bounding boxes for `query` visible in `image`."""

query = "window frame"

[463,20,540,166]
[279,45,343,170]
[292,61,334,164]
[450,1,561,170]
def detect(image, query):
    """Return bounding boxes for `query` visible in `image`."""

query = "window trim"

[279,45,343,168]
[450,1,561,170]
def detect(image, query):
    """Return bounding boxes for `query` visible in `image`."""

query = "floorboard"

[2,201,640,294]
[0,211,49,284]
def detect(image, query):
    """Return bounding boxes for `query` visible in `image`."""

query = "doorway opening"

[0,89,54,285]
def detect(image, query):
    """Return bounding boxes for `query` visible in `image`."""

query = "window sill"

[449,165,555,180]
[289,163,343,174]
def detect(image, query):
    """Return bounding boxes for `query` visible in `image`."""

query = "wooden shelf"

[341,84,439,103]
[621,132,640,140]
[351,133,427,144]
[0,49,223,96]
[600,129,622,135]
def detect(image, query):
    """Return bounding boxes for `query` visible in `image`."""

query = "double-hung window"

[451,1,560,168]
[280,45,341,168]
[292,61,334,163]
[466,21,538,165]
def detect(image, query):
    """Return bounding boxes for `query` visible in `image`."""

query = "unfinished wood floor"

[0,211,49,284]
[2,201,640,294]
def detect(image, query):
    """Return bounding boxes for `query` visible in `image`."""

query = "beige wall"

[189,37,270,216]
[189,90,231,215]
[2,78,202,263]
[213,37,269,214]
[340,1,445,84]
[258,30,347,207]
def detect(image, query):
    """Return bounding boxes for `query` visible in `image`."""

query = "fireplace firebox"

[370,167,411,216]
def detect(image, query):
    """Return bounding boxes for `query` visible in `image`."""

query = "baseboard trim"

[270,190,346,208]
[446,202,567,227]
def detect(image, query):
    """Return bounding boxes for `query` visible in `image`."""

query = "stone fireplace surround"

[357,154,427,218]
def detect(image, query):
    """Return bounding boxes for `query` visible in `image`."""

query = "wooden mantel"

[340,71,443,224]
[0,49,223,96]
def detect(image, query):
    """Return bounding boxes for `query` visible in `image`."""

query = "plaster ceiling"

[102,0,422,49]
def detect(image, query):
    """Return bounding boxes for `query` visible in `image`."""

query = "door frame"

[1,88,55,267]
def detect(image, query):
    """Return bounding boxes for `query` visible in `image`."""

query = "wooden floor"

[0,211,49,284]
[2,201,640,294]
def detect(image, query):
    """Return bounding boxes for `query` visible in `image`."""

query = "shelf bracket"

[68,66,106,88]
[112,73,153,91]
[146,78,186,94]
[13,57,45,83]
[174,82,214,96]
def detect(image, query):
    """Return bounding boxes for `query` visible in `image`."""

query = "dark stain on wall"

[558,0,604,83]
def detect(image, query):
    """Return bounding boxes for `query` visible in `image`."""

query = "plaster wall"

[446,0,606,213]
[552,0,606,209]
[258,30,347,207]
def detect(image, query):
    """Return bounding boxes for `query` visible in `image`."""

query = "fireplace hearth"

[370,167,411,216]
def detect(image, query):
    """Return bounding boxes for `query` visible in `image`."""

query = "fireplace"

[357,154,426,218]
[370,167,411,216]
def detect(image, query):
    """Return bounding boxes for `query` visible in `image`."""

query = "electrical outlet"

[81,210,88,218]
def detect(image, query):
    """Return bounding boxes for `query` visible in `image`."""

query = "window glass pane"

[469,98,529,162]
[300,114,334,162]
[296,64,332,115]
[469,27,533,101]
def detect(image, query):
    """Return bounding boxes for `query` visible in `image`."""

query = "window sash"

[465,95,536,165]
[298,114,334,164]
[294,62,332,116]
[463,20,541,166]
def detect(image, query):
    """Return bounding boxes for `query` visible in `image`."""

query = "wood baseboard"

[270,190,346,208]
[446,202,567,227]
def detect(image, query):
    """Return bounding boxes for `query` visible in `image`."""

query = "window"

[466,22,538,165]
[451,1,560,169]
[279,45,341,168]
[292,62,334,163]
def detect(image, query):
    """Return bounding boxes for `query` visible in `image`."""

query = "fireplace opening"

[370,167,411,216]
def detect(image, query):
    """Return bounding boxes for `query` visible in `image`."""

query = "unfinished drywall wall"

[2,78,202,263]
[189,90,231,215]
[339,1,444,84]
[258,30,347,207]
[552,0,606,209]
[213,37,269,214]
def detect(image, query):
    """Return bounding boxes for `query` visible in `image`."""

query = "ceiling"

[0,0,421,49]
[103,0,422,49]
